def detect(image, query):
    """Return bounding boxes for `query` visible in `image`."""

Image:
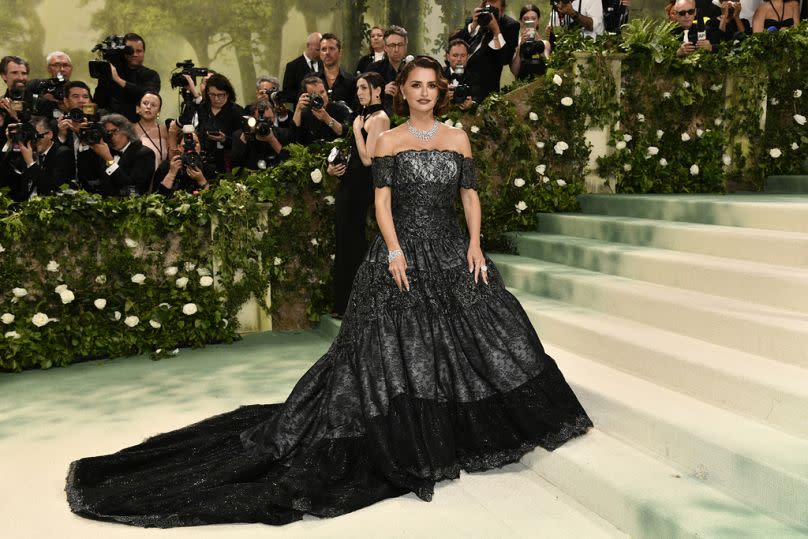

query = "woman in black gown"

[328,71,390,318]
[65,56,592,528]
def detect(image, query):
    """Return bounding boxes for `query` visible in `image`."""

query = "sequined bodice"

[371,150,477,239]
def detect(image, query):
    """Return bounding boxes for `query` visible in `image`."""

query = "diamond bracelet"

[387,249,404,263]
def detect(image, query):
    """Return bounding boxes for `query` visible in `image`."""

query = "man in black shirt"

[318,33,357,111]
[292,76,351,146]
[93,33,161,122]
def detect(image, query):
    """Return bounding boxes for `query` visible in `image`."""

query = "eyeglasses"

[106,128,119,135]
[675,8,696,16]
[385,42,406,49]
[48,62,72,69]
[208,92,227,100]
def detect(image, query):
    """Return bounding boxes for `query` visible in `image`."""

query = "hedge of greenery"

[2,20,806,372]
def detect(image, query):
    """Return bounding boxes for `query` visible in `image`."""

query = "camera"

[30,75,67,101]
[170,60,210,89]
[449,65,472,104]
[66,108,86,122]
[308,92,325,110]
[327,146,349,167]
[477,3,501,26]
[78,122,108,145]
[520,20,546,63]
[180,125,204,169]
[241,116,273,139]
[89,35,133,79]
[7,123,42,145]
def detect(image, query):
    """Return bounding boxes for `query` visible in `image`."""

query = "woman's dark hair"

[520,4,541,20]
[357,71,385,102]
[367,25,385,55]
[393,55,450,117]
[204,73,237,104]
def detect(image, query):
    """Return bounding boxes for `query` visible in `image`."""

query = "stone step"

[511,232,808,313]
[546,346,808,530]
[490,255,808,368]
[577,194,808,233]
[535,213,808,268]
[524,428,807,539]
[510,291,808,439]
[766,175,808,194]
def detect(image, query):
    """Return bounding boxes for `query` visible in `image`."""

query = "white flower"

[681,133,691,142]
[124,238,138,248]
[769,148,782,158]
[131,273,146,285]
[615,140,627,150]
[470,125,480,134]
[659,158,668,167]
[59,290,75,304]
[682,81,690,89]
[199,276,214,287]
[710,83,723,92]
[12,287,27,298]
[95,275,107,284]
[444,118,454,127]
[184,262,196,272]
[623,164,632,172]
[560,96,574,107]
[662,92,671,99]
[696,128,704,138]
[636,114,645,123]
[647,146,659,157]
[770,97,779,106]
[554,141,569,155]
[535,141,545,149]
[114,311,121,321]
[164,266,178,276]
[5,331,20,339]
[795,90,803,98]
[556,179,567,186]
[528,111,539,121]
[310,168,323,183]
[552,74,563,86]
[794,114,807,125]
[94,298,107,310]
[690,164,700,176]
[323,195,335,205]
[656,130,664,140]
[46,260,59,272]
[515,201,528,213]
[454,122,463,130]
[513,177,525,187]
[542,176,550,184]
[182,303,198,316]
[196,267,211,276]
[1,313,14,324]
[149,319,161,329]
[623,134,632,142]
[274,257,282,266]
[535,164,546,175]
[279,206,292,216]
[31,312,50,327]
[722,154,732,166]
[310,238,319,246]
[330,254,335,261]
[792,142,800,150]
[54,284,68,294]
[0,243,4,253]
[175,277,189,289]
[124,315,139,328]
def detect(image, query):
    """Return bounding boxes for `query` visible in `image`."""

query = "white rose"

[54,284,68,294]
[682,81,690,88]
[615,141,627,150]
[722,154,732,166]
[59,290,75,304]
[770,97,779,105]
[662,92,671,99]
[444,118,454,127]
[470,125,480,134]
[656,129,664,140]
[659,158,668,167]
[310,238,319,246]
[560,96,573,107]
[556,179,567,186]
[176,277,189,289]
[184,262,196,272]
[279,206,292,216]
[94,298,107,310]
[515,201,527,213]
[552,74,563,86]
[791,142,799,150]
[636,114,645,123]
[330,254,336,260]
[714,118,723,126]
[623,164,632,172]
[124,315,139,328]
[554,141,569,155]
[528,112,539,121]
[647,146,659,156]
[274,257,282,266]
[696,129,704,138]
[5,331,20,339]
[542,176,550,184]
[0,243,4,253]
[46,260,59,272]
[795,89,803,98]
[513,177,525,187]
[535,164,546,175]
[690,164,699,176]
[95,275,107,284]
[233,269,244,283]
[310,168,323,183]
[794,114,806,125]
[31,312,50,327]
[681,133,691,142]
[535,141,545,149]
[164,266,178,276]
[131,273,146,285]
[114,311,121,321]
[1,313,14,324]
[769,148,782,158]
[454,122,463,130]
[124,238,138,248]
[710,83,723,92]
[324,195,335,205]
[149,319,162,329]
[12,287,27,298]
[623,134,632,142]
[182,303,198,316]
[196,267,211,276]
[200,276,214,287]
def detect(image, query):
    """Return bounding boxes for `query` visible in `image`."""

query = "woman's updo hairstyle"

[393,55,450,117]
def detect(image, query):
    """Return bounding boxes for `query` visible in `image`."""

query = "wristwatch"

[327,118,336,128]
[105,158,116,167]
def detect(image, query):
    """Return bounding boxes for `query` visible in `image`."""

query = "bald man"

[672,0,718,56]
[282,32,324,103]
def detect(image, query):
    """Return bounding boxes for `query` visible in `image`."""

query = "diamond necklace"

[406,119,439,141]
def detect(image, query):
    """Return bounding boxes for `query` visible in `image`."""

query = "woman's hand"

[327,163,347,177]
[467,244,488,285]
[388,252,410,291]
[353,115,365,133]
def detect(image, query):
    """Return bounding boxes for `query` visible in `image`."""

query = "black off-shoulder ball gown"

[65,150,592,527]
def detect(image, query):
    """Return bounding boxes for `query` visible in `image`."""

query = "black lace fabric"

[66,150,592,528]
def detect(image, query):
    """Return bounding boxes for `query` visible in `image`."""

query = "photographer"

[714,0,750,40]
[444,39,480,111]
[292,76,350,146]
[547,0,604,39]
[231,100,291,170]
[153,123,214,196]
[78,113,155,196]
[455,1,520,103]
[367,26,410,114]
[92,33,161,122]
[255,75,291,128]
[26,51,72,119]
[510,5,552,81]
[1,56,32,145]
[673,0,719,55]
[0,116,73,201]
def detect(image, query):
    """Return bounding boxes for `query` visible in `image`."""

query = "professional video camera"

[89,35,133,79]
[449,65,472,104]
[7,122,42,145]
[180,125,205,169]
[520,20,546,63]
[29,74,67,116]
[170,60,209,89]
[477,3,501,26]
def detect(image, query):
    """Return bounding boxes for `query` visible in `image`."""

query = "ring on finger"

[480,264,488,272]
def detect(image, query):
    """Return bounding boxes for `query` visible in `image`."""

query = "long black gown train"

[66,149,593,528]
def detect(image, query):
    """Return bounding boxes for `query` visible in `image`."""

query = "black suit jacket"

[94,65,161,122]
[77,140,155,196]
[282,55,323,103]
[456,14,520,101]
[443,66,484,105]
[23,142,75,197]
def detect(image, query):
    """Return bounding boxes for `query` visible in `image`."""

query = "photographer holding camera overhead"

[547,0,604,39]
[231,100,291,170]
[92,33,161,123]
[510,5,552,81]
[153,122,215,196]
[292,75,351,147]
[455,1,520,104]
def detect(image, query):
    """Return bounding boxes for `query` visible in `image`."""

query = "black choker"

[363,103,385,117]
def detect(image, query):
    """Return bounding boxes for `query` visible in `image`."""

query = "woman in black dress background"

[327,71,390,318]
